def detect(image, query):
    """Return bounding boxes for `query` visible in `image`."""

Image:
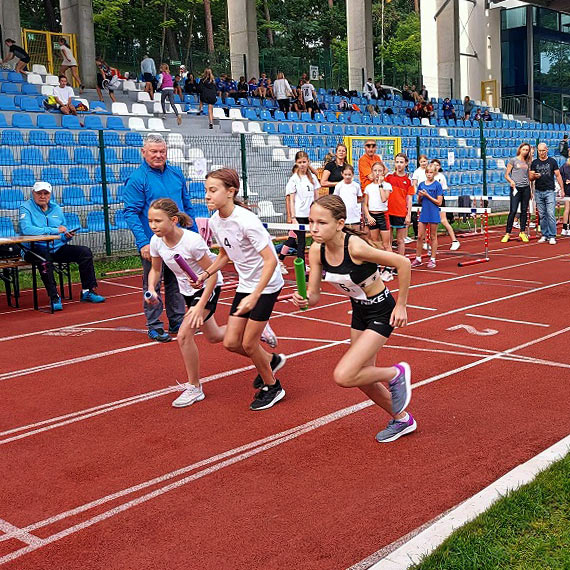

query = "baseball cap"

[33,181,52,193]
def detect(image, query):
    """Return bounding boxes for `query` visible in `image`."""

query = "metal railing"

[501,95,570,124]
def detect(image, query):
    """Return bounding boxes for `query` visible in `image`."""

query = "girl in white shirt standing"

[200,168,287,411]
[285,151,320,269]
[58,37,83,92]
[431,159,460,251]
[363,162,392,251]
[147,198,225,408]
[333,164,363,231]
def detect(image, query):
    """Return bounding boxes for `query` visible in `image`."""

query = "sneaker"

[422,242,428,250]
[279,261,288,275]
[561,229,569,236]
[260,322,278,349]
[519,232,529,243]
[426,259,436,269]
[549,237,556,245]
[209,123,213,129]
[172,384,205,408]
[404,236,414,244]
[169,322,181,335]
[513,220,520,229]
[81,290,105,303]
[148,328,171,343]
[411,258,422,268]
[501,234,510,243]
[375,414,417,443]
[388,362,412,415]
[253,353,287,389]
[538,236,547,243]
[177,115,182,126]
[381,269,394,282]
[450,240,461,251]
[250,380,285,411]
[52,296,63,311]
[530,222,536,228]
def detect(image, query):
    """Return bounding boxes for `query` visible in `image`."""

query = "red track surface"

[1,232,569,569]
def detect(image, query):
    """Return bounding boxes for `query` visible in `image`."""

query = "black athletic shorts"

[369,211,389,231]
[350,288,396,338]
[143,72,154,83]
[230,289,281,322]
[183,285,221,322]
[389,215,406,229]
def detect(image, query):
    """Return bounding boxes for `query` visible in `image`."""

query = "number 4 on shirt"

[224,237,232,248]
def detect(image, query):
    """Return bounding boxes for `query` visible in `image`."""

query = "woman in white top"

[431,159,460,250]
[273,72,293,115]
[363,162,392,251]
[285,151,320,268]
[333,164,362,231]
[199,168,287,412]
[58,37,83,93]
[411,154,429,241]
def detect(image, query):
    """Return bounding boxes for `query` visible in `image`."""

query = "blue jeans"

[535,190,557,238]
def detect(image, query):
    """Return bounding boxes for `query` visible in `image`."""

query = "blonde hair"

[160,63,170,74]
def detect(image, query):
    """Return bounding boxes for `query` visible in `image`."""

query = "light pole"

[381,0,384,82]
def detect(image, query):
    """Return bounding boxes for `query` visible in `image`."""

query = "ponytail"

[149,198,193,228]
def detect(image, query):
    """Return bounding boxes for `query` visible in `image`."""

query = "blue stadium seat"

[274,111,288,122]
[325,112,338,123]
[332,125,343,135]
[63,212,84,232]
[21,147,46,165]
[101,147,120,164]
[1,83,20,94]
[84,115,105,130]
[0,148,17,165]
[263,123,277,134]
[243,108,257,121]
[344,125,355,136]
[62,186,91,206]
[188,181,204,199]
[86,211,114,231]
[11,113,34,129]
[292,123,305,135]
[122,147,141,164]
[306,124,319,135]
[28,130,51,146]
[356,126,367,136]
[320,124,331,135]
[74,147,97,164]
[21,84,40,95]
[20,98,44,112]
[259,110,271,121]
[89,185,118,204]
[0,189,25,209]
[103,131,121,146]
[119,166,135,182]
[78,131,99,146]
[54,130,74,146]
[107,116,128,130]
[94,166,118,184]
[61,115,82,129]
[12,167,35,186]
[48,147,71,164]
[0,113,7,128]
[90,101,109,113]
[41,167,66,185]
[0,95,18,111]
[37,114,60,129]
[300,112,312,122]
[113,210,128,229]
[7,71,24,83]
[125,132,143,146]
[278,123,291,134]
[67,167,93,184]
[0,216,16,237]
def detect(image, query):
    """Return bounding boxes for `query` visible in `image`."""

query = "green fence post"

[240,133,248,202]
[479,120,487,206]
[416,135,421,166]
[98,129,112,256]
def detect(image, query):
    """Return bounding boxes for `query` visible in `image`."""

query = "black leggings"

[506,185,531,233]
[278,99,290,114]
[161,89,180,116]
[280,217,309,263]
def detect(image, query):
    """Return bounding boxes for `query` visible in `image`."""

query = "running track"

[1,234,569,569]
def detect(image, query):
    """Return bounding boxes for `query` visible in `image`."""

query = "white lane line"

[407,305,437,311]
[414,269,459,276]
[0,519,43,547]
[367,434,570,569]
[466,313,550,328]
[2,326,569,563]
[99,280,142,290]
[480,276,543,284]
[276,336,343,343]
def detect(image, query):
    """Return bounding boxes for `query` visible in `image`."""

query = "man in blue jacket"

[19,181,105,310]
[123,133,197,342]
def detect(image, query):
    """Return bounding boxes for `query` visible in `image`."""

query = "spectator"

[157,63,182,126]
[358,139,388,192]
[184,73,199,95]
[19,181,105,310]
[482,109,492,121]
[173,74,183,100]
[338,97,350,112]
[236,76,249,99]
[410,85,420,102]
[375,83,388,101]
[363,78,377,101]
[1,39,30,73]
[321,143,350,195]
[300,78,318,119]
[420,85,428,100]
[123,133,198,342]
[53,75,81,122]
[425,101,435,118]
[248,77,258,96]
[402,85,414,102]
[442,98,456,121]
[198,68,217,129]
[273,72,293,114]
[463,96,473,120]
[558,134,569,159]
[95,55,117,103]
[58,37,84,93]
[290,82,305,116]
[179,64,188,80]
[530,143,564,244]
[473,108,482,121]
[503,142,532,243]
[216,73,229,102]
[141,54,157,99]
[255,73,269,99]
[225,75,238,103]
[333,164,363,231]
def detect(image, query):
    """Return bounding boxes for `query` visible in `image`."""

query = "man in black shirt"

[530,143,564,244]
[2,39,30,73]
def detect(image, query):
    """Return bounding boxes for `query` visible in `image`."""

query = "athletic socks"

[397,412,410,423]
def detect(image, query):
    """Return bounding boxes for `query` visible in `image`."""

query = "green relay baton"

[294,258,307,310]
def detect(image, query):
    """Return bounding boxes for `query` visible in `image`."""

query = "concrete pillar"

[228,0,259,81]
[60,0,97,88]
[347,0,374,92]
[0,0,22,58]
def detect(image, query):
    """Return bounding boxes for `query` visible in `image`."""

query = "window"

[536,8,559,31]
[501,7,526,30]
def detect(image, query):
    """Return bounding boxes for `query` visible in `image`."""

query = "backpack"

[559,140,568,158]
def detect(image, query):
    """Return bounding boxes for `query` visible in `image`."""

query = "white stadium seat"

[44,75,59,86]
[136,92,151,102]
[257,200,283,218]
[132,103,151,116]
[187,148,205,160]
[232,121,246,134]
[31,64,48,75]
[213,108,226,120]
[247,122,262,134]
[167,133,185,147]
[128,117,148,131]
[229,109,243,120]
[272,148,289,162]
[148,118,169,131]
[112,102,130,115]
[26,73,43,85]
[122,80,137,92]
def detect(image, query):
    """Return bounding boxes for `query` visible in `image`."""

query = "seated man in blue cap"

[19,181,105,310]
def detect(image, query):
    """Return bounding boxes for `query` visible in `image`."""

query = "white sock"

[82,289,89,294]
[430,257,436,262]
[397,412,409,423]
[415,256,422,262]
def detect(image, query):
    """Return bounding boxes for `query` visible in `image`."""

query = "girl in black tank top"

[293,195,417,443]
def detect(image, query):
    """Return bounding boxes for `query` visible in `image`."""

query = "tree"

[204,0,215,54]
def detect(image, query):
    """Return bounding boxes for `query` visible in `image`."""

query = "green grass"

[412,452,570,570]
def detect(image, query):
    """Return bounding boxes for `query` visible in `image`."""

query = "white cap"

[33,181,52,193]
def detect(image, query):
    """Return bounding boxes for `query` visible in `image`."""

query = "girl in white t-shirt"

[333,164,362,231]
[431,159,460,251]
[285,151,320,268]
[147,198,225,409]
[363,162,392,251]
[199,168,287,412]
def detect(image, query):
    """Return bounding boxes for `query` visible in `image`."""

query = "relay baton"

[173,254,202,288]
[293,258,307,311]
[144,291,157,303]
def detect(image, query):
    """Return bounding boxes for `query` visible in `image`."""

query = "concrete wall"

[347,0,374,91]
[228,0,259,80]
[0,0,22,56]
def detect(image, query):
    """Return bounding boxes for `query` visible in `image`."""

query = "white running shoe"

[450,241,461,251]
[530,222,536,228]
[538,237,547,243]
[172,384,205,408]
[381,269,394,282]
[404,236,414,244]
[279,261,288,275]
[260,322,278,348]
[549,237,557,245]
[513,220,520,229]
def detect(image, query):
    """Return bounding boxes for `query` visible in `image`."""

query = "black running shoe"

[250,380,285,411]
[253,353,287,389]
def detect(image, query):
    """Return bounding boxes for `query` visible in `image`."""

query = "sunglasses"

[365,144,376,148]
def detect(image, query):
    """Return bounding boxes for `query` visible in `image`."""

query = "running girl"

[363,162,392,252]
[293,195,415,443]
[333,164,363,231]
[431,159,460,251]
[200,168,287,411]
[147,198,224,408]
[412,164,443,269]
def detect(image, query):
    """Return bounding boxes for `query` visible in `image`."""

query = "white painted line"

[407,305,437,311]
[0,519,43,547]
[367,434,570,569]
[466,313,550,328]
[414,269,459,276]
[275,336,342,343]
[99,280,142,290]
[480,276,543,284]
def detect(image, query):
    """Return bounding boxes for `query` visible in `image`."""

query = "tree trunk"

[185,5,196,70]
[165,27,179,62]
[328,0,333,7]
[263,0,273,46]
[204,0,215,54]
[414,0,419,12]
[43,0,59,32]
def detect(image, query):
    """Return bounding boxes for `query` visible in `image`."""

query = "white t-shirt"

[435,172,448,190]
[301,83,315,102]
[53,85,75,105]
[286,172,319,218]
[273,78,292,100]
[209,205,284,294]
[60,44,77,66]
[149,230,222,296]
[365,181,392,212]
[334,181,363,224]
[411,167,427,186]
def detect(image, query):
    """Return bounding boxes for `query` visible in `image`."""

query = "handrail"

[501,95,570,124]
